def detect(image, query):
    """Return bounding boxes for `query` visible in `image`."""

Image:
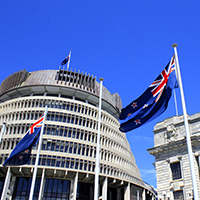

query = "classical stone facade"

[0,68,156,200]
[148,113,200,200]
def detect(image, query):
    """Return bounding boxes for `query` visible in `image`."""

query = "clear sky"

[1,0,200,188]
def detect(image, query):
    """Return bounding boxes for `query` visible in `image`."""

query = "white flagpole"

[173,90,178,116]
[29,105,48,200]
[1,167,11,200]
[0,122,6,145]
[66,50,72,71]
[94,78,104,200]
[172,43,199,200]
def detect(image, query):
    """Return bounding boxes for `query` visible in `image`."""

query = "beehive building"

[0,67,156,200]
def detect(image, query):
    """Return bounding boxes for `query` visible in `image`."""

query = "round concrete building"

[0,67,156,200]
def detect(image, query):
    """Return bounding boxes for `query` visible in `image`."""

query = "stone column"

[70,172,78,200]
[102,177,108,200]
[124,182,130,200]
[9,176,16,198]
[142,189,146,200]
[137,190,139,200]
[38,168,46,200]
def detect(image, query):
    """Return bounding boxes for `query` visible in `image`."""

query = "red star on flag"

[134,119,141,125]
[24,149,29,153]
[132,102,137,108]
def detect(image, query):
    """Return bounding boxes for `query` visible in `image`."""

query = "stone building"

[148,113,200,200]
[0,68,156,200]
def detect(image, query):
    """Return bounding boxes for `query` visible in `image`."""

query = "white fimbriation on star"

[134,119,141,125]
[132,102,137,108]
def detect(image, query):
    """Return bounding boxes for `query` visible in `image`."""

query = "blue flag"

[61,54,70,65]
[119,56,178,132]
[3,115,44,166]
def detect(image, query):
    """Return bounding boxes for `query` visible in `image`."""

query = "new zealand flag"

[119,56,178,132]
[3,115,44,166]
[61,55,70,65]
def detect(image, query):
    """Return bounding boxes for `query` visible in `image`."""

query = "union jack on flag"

[3,113,45,166]
[29,114,44,134]
[150,56,175,102]
[119,55,178,132]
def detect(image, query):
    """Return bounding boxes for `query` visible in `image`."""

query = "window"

[77,146,81,155]
[80,162,83,170]
[51,142,55,151]
[47,159,51,166]
[47,114,50,121]
[61,160,65,167]
[59,129,63,136]
[10,141,15,149]
[73,143,77,154]
[76,131,80,139]
[55,114,59,121]
[55,142,60,151]
[46,127,51,135]
[51,159,56,166]
[173,190,184,200]
[64,142,69,152]
[12,177,41,199]
[42,158,46,165]
[70,161,74,169]
[69,143,73,153]
[60,143,64,152]
[72,130,76,138]
[56,159,60,167]
[171,162,182,180]
[43,178,70,199]
[82,145,85,156]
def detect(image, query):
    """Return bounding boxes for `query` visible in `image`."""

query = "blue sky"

[1,1,200,188]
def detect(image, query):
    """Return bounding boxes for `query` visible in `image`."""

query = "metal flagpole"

[172,43,199,200]
[94,78,104,200]
[0,122,6,145]
[29,105,48,200]
[1,167,11,200]
[173,90,178,116]
[66,50,72,71]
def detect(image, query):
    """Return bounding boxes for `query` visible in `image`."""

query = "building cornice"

[147,133,200,155]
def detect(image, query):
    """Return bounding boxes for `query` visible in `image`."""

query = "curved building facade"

[0,68,156,200]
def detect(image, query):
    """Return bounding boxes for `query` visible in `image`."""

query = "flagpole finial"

[99,78,104,82]
[172,43,178,48]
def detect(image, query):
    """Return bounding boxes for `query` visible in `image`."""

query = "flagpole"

[173,90,178,116]
[66,50,71,71]
[94,78,104,200]
[1,167,11,200]
[29,105,48,200]
[0,122,6,145]
[172,43,199,200]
